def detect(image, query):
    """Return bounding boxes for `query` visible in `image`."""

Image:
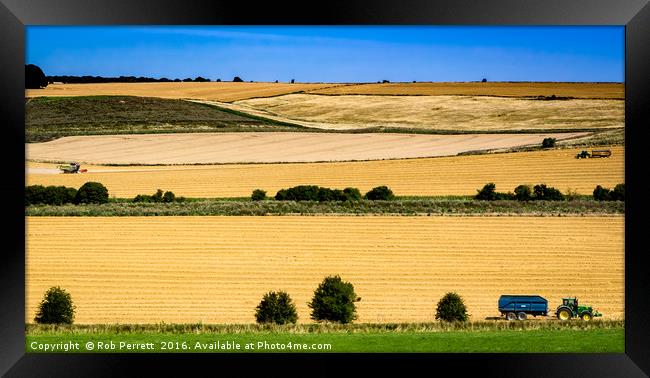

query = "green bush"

[251,189,267,201]
[435,292,468,322]
[514,185,532,201]
[34,286,75,324]
[74,182,109,204]
[594,184,625,201]
[26,185,77,206]
[475,183,498,200]
[343,187,362,201]
[364,186,394,201]
[542,137,556,148]
[162,191,176,203]
[255,291,298,325]
[612,184,625,201]
[532,184,564,201]
[308,275,361,324]
[275,185,363,202]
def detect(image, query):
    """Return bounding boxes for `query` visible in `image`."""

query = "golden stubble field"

[234,94,624,132]
[26,146,624,198]
[25,132,589,165]
[25,82,343,102]
[306,82,625,99]
[26,216,624,324]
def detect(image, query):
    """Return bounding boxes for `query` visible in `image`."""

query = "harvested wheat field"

[233,94,624,132]
[25,82,343,102]
[26,216,624,324]
[307,82,624,99]
[25,132,589,165]
[26,146,624,198]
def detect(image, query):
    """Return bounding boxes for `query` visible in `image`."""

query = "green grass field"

[25,96,305,142]
[26,322,624,353]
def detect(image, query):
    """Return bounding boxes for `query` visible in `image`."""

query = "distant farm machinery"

[57,162,87,174]
[498,295,602,321]
[576,149,612,159]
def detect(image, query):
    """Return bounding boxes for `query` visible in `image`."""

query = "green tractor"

[555,297,602,321]
[576,150,591,159]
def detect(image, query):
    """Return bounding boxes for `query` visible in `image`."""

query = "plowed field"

[26,82,342,102]
[25,146,624,197]
[26,216,624,324]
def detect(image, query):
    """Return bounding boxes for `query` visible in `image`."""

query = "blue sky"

[26,26,624,82]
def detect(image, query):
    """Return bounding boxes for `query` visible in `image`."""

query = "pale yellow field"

[307,82,625,99]
[25,146,624,198]
[25,82,343,102]
[25,132,589,165]
[234,94,624,132]
[25,216,624,324]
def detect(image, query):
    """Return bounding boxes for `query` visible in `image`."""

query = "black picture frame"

[1,0,648,376]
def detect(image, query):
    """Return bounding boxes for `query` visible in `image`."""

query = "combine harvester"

[57,162,87,174]
[498,295,602,321]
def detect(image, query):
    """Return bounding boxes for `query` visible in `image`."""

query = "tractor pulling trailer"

[498,295,602,321]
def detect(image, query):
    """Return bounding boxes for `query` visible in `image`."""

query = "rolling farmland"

[306,82,625,99]
[26,216,624,324]
[25,132,589,165]
[234,94,624,132]
[26,146,624,197]
[26,82,344,102]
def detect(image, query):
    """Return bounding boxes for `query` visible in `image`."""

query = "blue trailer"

[498,295,548,321]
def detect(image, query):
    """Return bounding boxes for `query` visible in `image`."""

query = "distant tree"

[34,286,75,324]
[413,80,417,83]
[290,79,295,84]
[216,78,222,82]
[382,79,390,83]
[182,77,193,82]
[25,64,48,89]
[194,76,210,82]
[275,80,279,83]
[593,185,612,201]
[542,137,556,148]
[532,184,564,201]
[364,186,394,201]
[475,183,498,201]
[233,76,244,82]
[612,183,625,201]
[251,189,267,201]
[74,182,109,204]
[173,78,181,82]
[255,291,298,325]
[481,78,488,83]
[308,275,360,324]
[435,292,468,322]
[162,191,176,203]
[514,185,532,201]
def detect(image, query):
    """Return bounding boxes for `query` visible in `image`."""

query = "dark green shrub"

[514,185,532,201]
[133,194,153,203]
[612,184,625,201]
[308,275,361,324]
[74,182,109,204]
[532,184,564,201]
[435,292,468,322]
[251,189,267,201]
[364,186,394,201]
[542,137,556,148]
[26,185,77,206]
[343,187,362,201]
[34,286,75,324]
[475,183,498,200]
[152,189,164,203]
[162,191,176,203]
[255,291,298,325]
